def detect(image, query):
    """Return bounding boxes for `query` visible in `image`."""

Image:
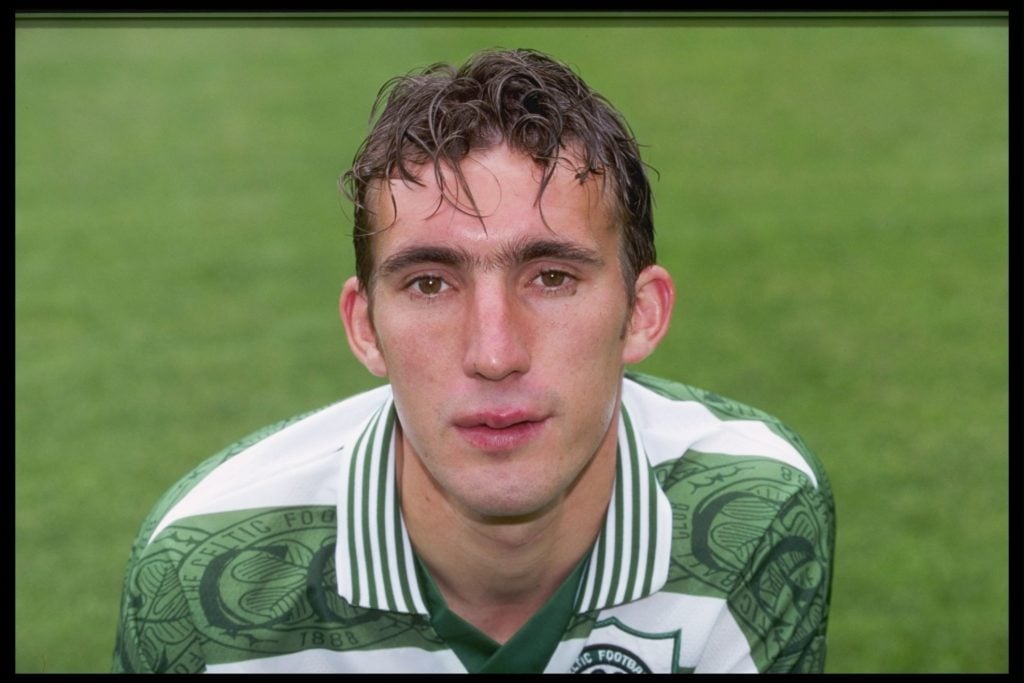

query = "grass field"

[15,15,1008,673]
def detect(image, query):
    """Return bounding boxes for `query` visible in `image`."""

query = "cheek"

[546,309,627,413]
[375,310,463,401]
[546,297,628,364]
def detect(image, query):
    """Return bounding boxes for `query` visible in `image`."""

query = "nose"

[462,279,531,381]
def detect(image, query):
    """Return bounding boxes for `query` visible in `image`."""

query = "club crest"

[570,617,681,674]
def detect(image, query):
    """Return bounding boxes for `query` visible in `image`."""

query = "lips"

[453,410,542,429]
[452,410,548,452]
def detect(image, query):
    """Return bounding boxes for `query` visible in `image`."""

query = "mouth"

[452,411,549,453]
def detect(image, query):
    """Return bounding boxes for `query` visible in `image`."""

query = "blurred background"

[15,14,1008,673]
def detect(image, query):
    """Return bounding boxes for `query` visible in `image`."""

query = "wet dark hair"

[340,48,656,302]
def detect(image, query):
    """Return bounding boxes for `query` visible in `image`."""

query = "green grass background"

[15,15,1008,673]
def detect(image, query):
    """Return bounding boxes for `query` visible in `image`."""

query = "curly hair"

[340,48,656,302]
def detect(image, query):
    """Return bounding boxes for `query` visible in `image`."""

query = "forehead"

[366,145,617,253]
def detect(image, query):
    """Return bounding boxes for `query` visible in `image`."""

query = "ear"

[340,276,388,377]
[622,265,676,365]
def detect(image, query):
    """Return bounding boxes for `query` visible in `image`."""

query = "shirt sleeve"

[724,478,836,673]
[112,540,206,673]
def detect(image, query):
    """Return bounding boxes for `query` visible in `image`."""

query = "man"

[113,48,834,674]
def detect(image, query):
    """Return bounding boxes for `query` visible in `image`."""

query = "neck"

[398,420,618,643]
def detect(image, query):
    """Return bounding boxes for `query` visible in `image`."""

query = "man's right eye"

[410,276,448,295]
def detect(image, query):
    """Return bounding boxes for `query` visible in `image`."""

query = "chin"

[455,484,558,522]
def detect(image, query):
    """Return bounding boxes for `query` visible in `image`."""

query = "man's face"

[348,145,647,520]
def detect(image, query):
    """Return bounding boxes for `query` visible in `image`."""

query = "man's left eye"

[538,271,569,287]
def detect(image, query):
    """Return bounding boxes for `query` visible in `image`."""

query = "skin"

[341,144,674,642]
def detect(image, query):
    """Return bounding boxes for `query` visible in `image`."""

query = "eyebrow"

[377,238,605,279]
[378,245,470,279]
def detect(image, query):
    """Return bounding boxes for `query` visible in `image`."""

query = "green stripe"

[587,516,607,611]
[392,489,417,613]
[622,407,642,601]
[346,413,371,606]
[360,408,383,609]
[641,462,659,597]
[384,404,418,613]
[606,441,626,604]
[375,407,398,612]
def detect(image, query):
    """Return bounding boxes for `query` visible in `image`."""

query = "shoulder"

[624,372,835,603]
[622,371,834,572]
[114,386,395,672]
[130,384,392,553]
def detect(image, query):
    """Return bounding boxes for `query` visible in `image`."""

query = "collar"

[334,386,673,615]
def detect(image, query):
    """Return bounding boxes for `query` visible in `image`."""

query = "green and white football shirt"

[113,372,834,673]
